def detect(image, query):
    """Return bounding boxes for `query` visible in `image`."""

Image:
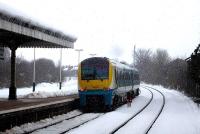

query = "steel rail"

[23,112,84,134]
[143,86,165,134]
[59,113,105,134]
[110,88,153,134]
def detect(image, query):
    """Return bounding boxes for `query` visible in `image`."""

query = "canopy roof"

[0,11,76,48]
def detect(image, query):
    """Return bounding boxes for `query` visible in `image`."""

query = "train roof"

[81,57,138,72]
[109,59,138,71]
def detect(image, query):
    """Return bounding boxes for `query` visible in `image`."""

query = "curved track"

[111,86,165,134]
[25,86,165,134]
[110,88,153,134]
[143,86,165,134]
[29,88,154,134]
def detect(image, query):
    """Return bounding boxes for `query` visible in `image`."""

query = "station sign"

[0,47,4,60]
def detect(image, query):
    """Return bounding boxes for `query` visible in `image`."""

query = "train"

[78,57,140,111]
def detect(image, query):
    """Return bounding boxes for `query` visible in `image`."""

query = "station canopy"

[0,10,77,48]
[0,9,77,100]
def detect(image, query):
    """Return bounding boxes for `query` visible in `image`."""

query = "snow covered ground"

[146,84,200,134]
[0,78,78,98]
[67,85,200,134]
[1,82,200,134]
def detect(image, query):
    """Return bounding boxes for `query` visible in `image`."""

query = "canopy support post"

[8,46,17,100]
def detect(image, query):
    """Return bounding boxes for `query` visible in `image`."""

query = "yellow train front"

[78,57,140,111]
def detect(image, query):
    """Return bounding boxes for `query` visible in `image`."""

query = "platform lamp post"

[133,45,136,67]
[59,48,63,90]
[33,47,36,92]
[75,49,83,65]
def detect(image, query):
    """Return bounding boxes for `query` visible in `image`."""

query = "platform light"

[75,49,83,65]
[89,53,96,57]
[33,47,36,92]
[59,48,63,90]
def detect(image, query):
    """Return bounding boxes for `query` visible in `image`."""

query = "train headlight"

[80,88,85,91]
[103,87,108,90]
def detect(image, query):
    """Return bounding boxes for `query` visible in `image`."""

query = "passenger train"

[78,57,140,111]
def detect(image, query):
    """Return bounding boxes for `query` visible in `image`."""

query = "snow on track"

[4,110,82,134]
[115,87,164,134]
[67,87,152,134]
[146,85,200,134]
[3,84,200,134]
[32,113,102,134]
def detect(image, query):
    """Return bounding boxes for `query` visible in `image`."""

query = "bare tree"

[166,58,187,90]
[0,48,10,88]
[133,48,188,92]
[34,58,65,84]
[151,49,171,85]
[134,49,153,83]
[16,56,33,87]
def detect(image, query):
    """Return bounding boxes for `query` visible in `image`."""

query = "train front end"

[78,57,114,110]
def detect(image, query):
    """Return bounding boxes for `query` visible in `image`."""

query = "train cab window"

[81,58,109,80]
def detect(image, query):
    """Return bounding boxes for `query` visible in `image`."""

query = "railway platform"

[0,95,79,132]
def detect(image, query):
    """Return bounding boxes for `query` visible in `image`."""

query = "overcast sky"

[0,0,200,66]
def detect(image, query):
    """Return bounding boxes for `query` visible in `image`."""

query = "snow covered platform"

[0,95,79,132]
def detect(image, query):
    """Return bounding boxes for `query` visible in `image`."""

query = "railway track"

[30,112,105,134]
[110,88,153,134]
[59,113,105,134]
[144,86,165,134]
[110,86,165,134]
[21,86,164,134]
[23,111,84,134]
[52,89,153,134]
[27,88,153,134]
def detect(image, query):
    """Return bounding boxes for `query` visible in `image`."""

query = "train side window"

[115,68,118,85]
[119,71,122,86]
[131,71,133,80]
[129,71,132,84]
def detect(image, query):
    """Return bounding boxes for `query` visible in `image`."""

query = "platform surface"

[0,94,78,114]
